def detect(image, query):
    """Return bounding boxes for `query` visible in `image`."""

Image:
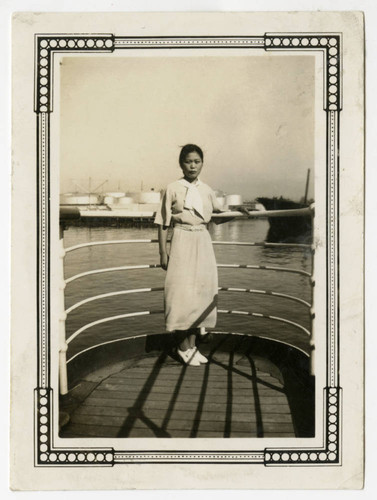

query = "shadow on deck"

[60,333,314,439]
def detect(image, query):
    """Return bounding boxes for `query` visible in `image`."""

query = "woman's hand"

[160,252,169,271]
[238,205,250,215]
[158,225,170,270]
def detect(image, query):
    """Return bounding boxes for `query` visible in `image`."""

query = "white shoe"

[177,348,201,366]
[191,347,208,364]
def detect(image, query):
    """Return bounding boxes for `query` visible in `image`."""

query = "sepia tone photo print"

[58,52,316,440]
[11,11,364,490]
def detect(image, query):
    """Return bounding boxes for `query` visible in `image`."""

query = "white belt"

[174,223,207,232]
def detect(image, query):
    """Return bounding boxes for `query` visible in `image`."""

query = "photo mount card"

[11,11,364,490]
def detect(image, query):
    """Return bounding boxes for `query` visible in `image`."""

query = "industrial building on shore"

[60,190,260,215]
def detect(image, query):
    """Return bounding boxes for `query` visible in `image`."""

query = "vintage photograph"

[10,10,364,490]
[58,53,316,439]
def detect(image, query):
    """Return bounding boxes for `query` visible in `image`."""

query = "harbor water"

[63,219,312,359]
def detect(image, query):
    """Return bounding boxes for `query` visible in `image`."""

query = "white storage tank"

[215,196,226,208]
[127,192,140,203]
[104,192,125,198]
[139,191,161,204]
[103,192,127,206]
[103,196,114,205]
[60,193,101,205]
[117,196,134,206]
[225,194,243,207]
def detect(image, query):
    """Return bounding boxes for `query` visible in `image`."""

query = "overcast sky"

[60,54,314,201]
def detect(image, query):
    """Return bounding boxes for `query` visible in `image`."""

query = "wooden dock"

[60,345,299,438]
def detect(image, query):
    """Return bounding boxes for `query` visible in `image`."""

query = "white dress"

[154,179,221,332]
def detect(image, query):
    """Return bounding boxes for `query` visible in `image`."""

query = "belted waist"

[173,223,208,232]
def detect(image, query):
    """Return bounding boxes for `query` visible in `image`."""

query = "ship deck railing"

[59,205,315,397]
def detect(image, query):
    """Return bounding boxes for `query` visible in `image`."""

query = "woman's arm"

[154,185,173,270]
[158,225,169,270]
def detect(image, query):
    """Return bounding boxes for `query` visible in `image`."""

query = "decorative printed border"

[34,33,341,466]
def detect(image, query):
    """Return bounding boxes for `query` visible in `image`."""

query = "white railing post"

[309,204,315,376]
[59,233,69,395]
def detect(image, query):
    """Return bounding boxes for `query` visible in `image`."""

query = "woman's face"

[180,151,203,182]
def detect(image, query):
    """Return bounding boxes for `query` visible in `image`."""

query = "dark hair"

[179,144,204,166]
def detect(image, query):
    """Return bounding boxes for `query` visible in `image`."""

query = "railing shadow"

[117,351,170,438]
[60,332,314,438]
[188,335,231,438]
[223,351,233,438]
[246,354,264,437]
[117,334,238,438]
[116,333,291,438]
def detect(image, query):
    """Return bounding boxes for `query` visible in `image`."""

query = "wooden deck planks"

[70,410,294,428]
[73,405,294,423]
[62,423,296,439]
[88,391,289,405]
[83,397,293,412]
[60,351,295,438]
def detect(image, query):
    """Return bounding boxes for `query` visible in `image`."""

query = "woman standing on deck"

[155,144,223,366]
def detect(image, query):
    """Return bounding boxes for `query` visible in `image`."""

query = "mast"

[303,168,310,205]
[92,179,108,193]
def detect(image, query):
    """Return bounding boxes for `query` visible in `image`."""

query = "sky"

[60,54,315,201]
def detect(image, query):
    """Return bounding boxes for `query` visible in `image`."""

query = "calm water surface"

[63,219,312,358]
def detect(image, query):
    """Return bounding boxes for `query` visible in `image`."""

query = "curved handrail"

[66,330,310,364]
[66,334,153,364]
[217,264,311,277]
[65,264,161,284]
[65,239,159,253]
[66,286,310,316]
[65,287,165,314]
[66,308,309,346]
[218,309,310,336]
[66,310,164,344]
[212,241,311,249]
[218,287,311,307]
[65,263,311,284]
[244,207,313,218]
[65,238,312,253]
